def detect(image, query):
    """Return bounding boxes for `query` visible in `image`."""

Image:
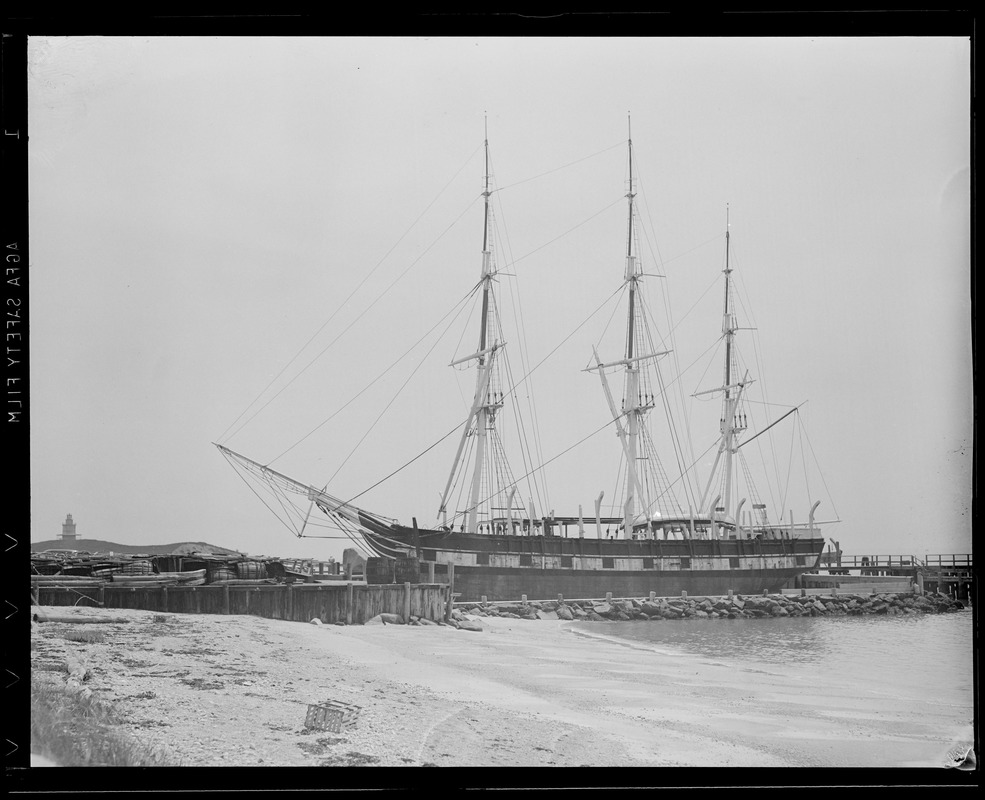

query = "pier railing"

[809,554,972,601]
[816,554,973,570]
[922,554,972,569]
[823,555,917,568]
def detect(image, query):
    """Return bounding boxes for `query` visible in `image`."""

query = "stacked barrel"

[236,560,268,580]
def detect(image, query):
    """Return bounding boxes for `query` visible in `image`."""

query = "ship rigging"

[216,120,837,599]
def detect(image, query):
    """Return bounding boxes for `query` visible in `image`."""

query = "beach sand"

[28,605,965,768]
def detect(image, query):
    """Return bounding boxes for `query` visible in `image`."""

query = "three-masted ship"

[217,125,829,601]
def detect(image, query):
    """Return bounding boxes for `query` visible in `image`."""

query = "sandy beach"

[29,605,970,769]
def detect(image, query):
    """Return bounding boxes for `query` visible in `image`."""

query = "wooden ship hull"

[361,526,825,602]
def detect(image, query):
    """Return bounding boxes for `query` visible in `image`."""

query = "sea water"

[570,608,976,766]
[576,609,974,707]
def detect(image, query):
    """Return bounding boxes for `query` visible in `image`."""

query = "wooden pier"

[30,553,971,624]
[805,552,972,600]
[30,581,451,625]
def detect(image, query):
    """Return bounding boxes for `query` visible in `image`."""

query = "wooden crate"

[304,699,361,733]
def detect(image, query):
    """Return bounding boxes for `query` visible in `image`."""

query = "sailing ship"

[217,125,831,602]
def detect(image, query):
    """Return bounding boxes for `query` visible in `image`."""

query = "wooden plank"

[446,564,455,622]
[33,611,131,624]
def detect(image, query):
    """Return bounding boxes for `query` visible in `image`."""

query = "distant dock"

[802,552,972,600]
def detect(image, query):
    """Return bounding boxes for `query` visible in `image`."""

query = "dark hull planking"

[361,525,826,602]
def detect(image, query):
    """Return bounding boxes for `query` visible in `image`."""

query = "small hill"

[30,539,244,557]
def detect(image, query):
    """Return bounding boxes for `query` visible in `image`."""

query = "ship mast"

[586,117,671,538]
[468,122,496,534]
[698,207,751,520]
[622,121,642,536]
[437,119,507,534]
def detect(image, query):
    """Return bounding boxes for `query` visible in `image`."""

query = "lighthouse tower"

[61,514,78,543]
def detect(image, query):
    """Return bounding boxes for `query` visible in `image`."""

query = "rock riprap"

[455,591,964,621]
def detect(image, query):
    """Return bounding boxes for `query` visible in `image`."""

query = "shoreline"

[28,605,971,768]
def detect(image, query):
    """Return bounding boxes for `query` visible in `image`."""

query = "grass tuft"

[31,677,176,767]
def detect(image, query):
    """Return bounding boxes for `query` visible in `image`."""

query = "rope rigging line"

[639,295,698,511]
[631,158,666,274]
[442,407,633,531]
[501,339,548,515]
[321,281,480,486]
[680,269,732,353]
[217,145,482,445]
[219,194,483,447]
[490,189,551,515]
[633,424,673,522]
[742,398,807,408]
[725,246,786,503]
[507,196,626,268]
[608,452,625,526]
[779,413,797,520]
[220,449,309,539]
[285,533,379,543]
[662,232,727,268]
[631,158,723,454]
[222,446,390,554]
[445,260,740,530]
[798,414,813,508]
[491,292,548,517]
[589,283,630,363]
[447,423,477,527]
[646,327,727,406]
[646,237,728,488]
[266,281,481,465]
[501,354,547,518]
[335,515,376,557]
[337,415,473,511]
[499,283,625,406]
[737,403,804,451]
[235,460,310,535]
[650,426,685,518]
[449,289,483,370]
[493,140,625,194]
[299,511,375,555]
[737,449,772,529]
[747,418,781,523]
[583,279,733,519]
[660,264,695,475]
[648,435,722,516]
[743,386,785,519]
[800,417,840,519]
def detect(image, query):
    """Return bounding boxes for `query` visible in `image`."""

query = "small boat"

[30,575,104,585]
[156,568,208,583]
[110,569,207,585]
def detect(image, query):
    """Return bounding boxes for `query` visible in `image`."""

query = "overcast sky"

[27,36,971,562]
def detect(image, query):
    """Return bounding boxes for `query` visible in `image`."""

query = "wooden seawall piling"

[31,582,450,625]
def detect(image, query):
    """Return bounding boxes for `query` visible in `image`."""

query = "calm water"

[572,609,975,712]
